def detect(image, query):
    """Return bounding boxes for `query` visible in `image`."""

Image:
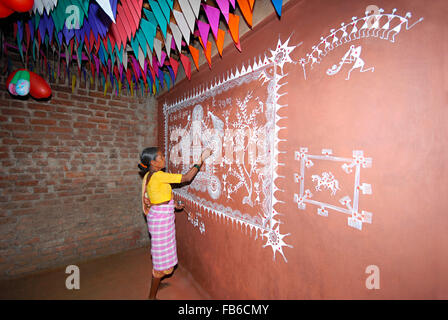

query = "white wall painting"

[294,148,373,231]
[326,45,374,80]
[299,8,423,80]
[163,37,300,262]
[187,210,206,234]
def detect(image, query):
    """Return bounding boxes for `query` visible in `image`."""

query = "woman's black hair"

[138,147,159,176]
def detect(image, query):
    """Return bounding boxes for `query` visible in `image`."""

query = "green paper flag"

[149,0,167,39]
[136,29,147,57]
[158,0,171,23]
[140,18,157,52]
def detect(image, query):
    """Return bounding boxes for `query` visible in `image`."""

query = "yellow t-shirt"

[146,171,182,204]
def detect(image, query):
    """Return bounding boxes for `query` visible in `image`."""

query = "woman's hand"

[200,148,213,163]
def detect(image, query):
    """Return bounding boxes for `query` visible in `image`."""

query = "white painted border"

[294,148,373,231]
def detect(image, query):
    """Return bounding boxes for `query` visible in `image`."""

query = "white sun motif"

[262,222,292,263]
[269,37,302,74]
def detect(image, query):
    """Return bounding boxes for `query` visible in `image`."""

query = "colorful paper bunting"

[10,0,285,97]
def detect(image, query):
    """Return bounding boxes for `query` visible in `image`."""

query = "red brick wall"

[0,68,157,279]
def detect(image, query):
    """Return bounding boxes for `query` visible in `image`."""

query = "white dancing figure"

[326,45,374,80]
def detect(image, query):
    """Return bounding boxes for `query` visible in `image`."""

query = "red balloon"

[6,69,52,99]
[0,0,34,12]
[29,71,52,99]
[0,2,14,18]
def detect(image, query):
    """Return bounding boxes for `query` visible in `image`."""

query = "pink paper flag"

[229,0,235,9]
[203,4,220,41]
[197,20,210,49]
[215,0,229,23]
[160,51,167,65]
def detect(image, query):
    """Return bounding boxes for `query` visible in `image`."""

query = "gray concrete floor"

[0,246,210,300]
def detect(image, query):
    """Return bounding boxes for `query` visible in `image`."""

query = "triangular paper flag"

[164,32,173,57]
[178,0,196,33]
[167,65,175,85]
[216,28,225,57]
[236,0,253,27]
[188,45,199,70]
[216,0,229,23]
[248,0,255,10]
[95,0,116,23]
[203,4,220,41]
[271,0,283,17]
[123,49,128,70]
[169,57,179,79]
[229,0,236,9]
[160,51,167,65]
[140,18,157,52]
[165,0,173,10]
[188,0,201,19]
[136,30,147,56]
[153,38,163,65]
[138,46,145,69]
[228,13,241,51]
[179,53,191,80]
[173,10,191,45]
[197,20,210,50]
[158,0,171,23]
[204,40,212,69]
[164,72,171,90]
[170,22,183,52]
[149,0,168,38]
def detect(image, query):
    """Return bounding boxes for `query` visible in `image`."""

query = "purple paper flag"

[203,4,220,41]
[119,63,123,79]
[216,0,229,23]
[152,55,159,73]
[197,20,210,46]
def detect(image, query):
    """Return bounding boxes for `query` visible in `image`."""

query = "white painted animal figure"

[311,172,340,195]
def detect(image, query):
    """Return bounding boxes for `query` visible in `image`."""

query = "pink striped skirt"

[147,200,178,274]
